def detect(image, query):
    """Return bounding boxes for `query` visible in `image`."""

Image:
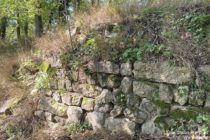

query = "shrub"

[120,43,172,62]
[75,6,122,32]
[67,122,92,134]
[33,28,69,54]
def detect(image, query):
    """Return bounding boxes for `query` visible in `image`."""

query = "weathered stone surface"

[139,98,157,115]
[197,65,210,90]
[56,69,66,77]
[133,61,193,84]
[78,68,89,83]
[45,91,53,97]
[72,84,101,98]
[97,73,107,87]
[110,105,123,117]
[0,96,23,115]
[97,74,121,88]
[158,84,173,103]
[106,75,121,88]
[54,116,66,125]
[70,71,78,82]
[81,84,93,96]
[53,92,62,103]
[154,100,170,116]
[198,65,210,76]
[96,89,113,104]
[86,74,97,85]
[124,108,147,124]
[54,136,71,140]
[65,79,72,91]
[112,88,126,107]
[170,106,200,121]
[104,117,136,134]
[61,94,72,106]
[47,55,62,68]
[85,112,105,130]
[77,68,96,84]
[72,82,81,93]
[94,103,113,113]
[141,120,162,135]
[38,97,68,117]
[67,106,83,123]
[126,93,141,109]
[88,61,120,74]
[81,97,95,111]
[45,112,54,122]
[120,63,132,76]
[58,79,65,90]
[189,89,205,106]
[174,86,189,106]
[120,77,132,94]
[34,110,45,120]
[205,92,210,108]
[71,94,83,106]
[49,81,58,90]
[133,81,157,99]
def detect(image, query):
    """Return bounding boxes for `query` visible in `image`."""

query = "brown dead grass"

[149,0,210,7]
[33,29,69,54]
[0,50,30,104]
[75,6,122,32]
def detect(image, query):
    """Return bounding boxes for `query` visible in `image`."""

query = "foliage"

[196,114,210,135]
[34,61,56,90]
[67,122,92,134]
[5,123,16,137]
[120,43,172,62]
[179,14,210,44]
[39,61,49,73]
[121,48,143,62]
[34,72,50,90]
[114,90,126,107]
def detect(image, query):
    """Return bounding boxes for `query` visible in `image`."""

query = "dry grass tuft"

[33,29,69,54]
[0,50,30,104]
[71,130,132,140]
[149,0,210,7]
[75,6,122,32]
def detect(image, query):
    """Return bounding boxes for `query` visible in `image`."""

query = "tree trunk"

[91,0,95,6]
[48,11,53,27]
[73,0,81,13]
[59,0,65,23]
[17,13,21,40]
[24,20,28,37]
[109,0,112,4]
[35,15,43,37]
[77,0,81,10]
[0,17,7,40]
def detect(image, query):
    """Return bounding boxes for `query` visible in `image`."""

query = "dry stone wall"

[34,57,210,135]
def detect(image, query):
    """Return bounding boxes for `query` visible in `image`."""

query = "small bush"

[67,122,92,134]
[75,7,122,32]
[120,43,172,62]
[33,28,69,54]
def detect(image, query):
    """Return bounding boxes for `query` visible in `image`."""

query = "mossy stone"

[173,86,189,106]
[81,97,95,111]
[153,99,170,115]
[154,116,169,131]
[170,108,199,121]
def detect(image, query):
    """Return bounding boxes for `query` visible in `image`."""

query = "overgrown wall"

[34,55,210,135]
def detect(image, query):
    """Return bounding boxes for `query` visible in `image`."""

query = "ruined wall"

[34,56,210,135]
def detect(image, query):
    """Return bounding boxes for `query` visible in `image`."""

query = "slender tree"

[17,13,21,40]
[0,17,7,39]
[24,20,28,37]
[35,0,43,37]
